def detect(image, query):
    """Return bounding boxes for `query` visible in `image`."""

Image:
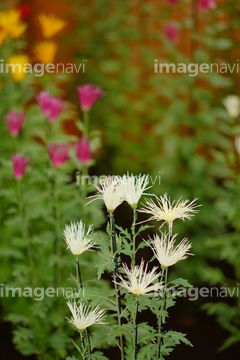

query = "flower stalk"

[109,211,124,360]
[133,298,139,360]
[50,168,60,286]
[83,110,89,137]
[75,257,83,289]
[157,267,168,359]
[131,205,137,266]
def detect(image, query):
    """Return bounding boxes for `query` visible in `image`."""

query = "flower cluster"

[0,9,26,46]
[88,174,151,212]
[34,13,66,64]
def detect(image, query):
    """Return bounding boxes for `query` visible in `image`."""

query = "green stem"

[85,329,91,355]
[157,267,168,360]
[109,211,124,360]
[50,168,60,287]
[133,298,139,360]
[131,206,137,266]
[80,331,87,360]
[78,165,89,222]
[75,257,83,289]
[83,111,89,137]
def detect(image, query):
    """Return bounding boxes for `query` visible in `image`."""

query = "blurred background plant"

[1,0,240,359]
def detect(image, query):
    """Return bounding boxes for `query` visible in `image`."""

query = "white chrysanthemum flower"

[149,233,193,268]
[139,193,199,228]
[87,175,125,212]
[223,95,240,118]
[63,220,95,256]
[66,300,106,331]
[121,173,151,207]
[117,260,163,296]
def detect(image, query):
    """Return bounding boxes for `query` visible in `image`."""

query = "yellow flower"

[34,41,57,64]
[8,55,29,82]
[38,14,66,38]
[0,9,26,39]
[10,22,27,39]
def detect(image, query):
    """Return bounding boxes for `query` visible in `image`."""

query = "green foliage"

[1,0,240,358]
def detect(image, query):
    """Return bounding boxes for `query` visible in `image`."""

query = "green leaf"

[86,351,109,360]
[115,225,132,241]
[169,278,192,288]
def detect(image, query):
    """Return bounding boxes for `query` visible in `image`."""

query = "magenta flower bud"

[76,84,104,112]
[199,0,216,11]
[12,154,28,180]
[36,91,63,122]
[164,24,179,44]
[74,137,91,165]
[5,110,25,136]
[48,143,70,168]
[166,0,179,5]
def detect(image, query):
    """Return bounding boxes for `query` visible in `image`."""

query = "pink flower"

[199,0,216,11]
[74,137,91,165]
[12,154,28,180]
[76,84,104,112]
[36,91,63,122]
[164,24,179,44]
[166,0,179,5]
[48,143,70,168]
[5,110,25,136]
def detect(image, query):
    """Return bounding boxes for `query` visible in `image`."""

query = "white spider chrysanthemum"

[149,233,193,268]
[63,220,95,256]
[139,193,200,228]
[66,300,106,331]
[117,260,163,296]
[121,173,151,207]
[87,175,125,212]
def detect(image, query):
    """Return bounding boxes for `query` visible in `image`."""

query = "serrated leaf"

[115,225,132,241]
[86,351,109,360]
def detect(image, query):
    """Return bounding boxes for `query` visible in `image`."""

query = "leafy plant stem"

[75,257,83,289]
[109,211,124,360]
[80,331,87,360]
[133,297,139,360]
[131,205,137,266]
[157,267,168,360]
[50,168,61,287]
